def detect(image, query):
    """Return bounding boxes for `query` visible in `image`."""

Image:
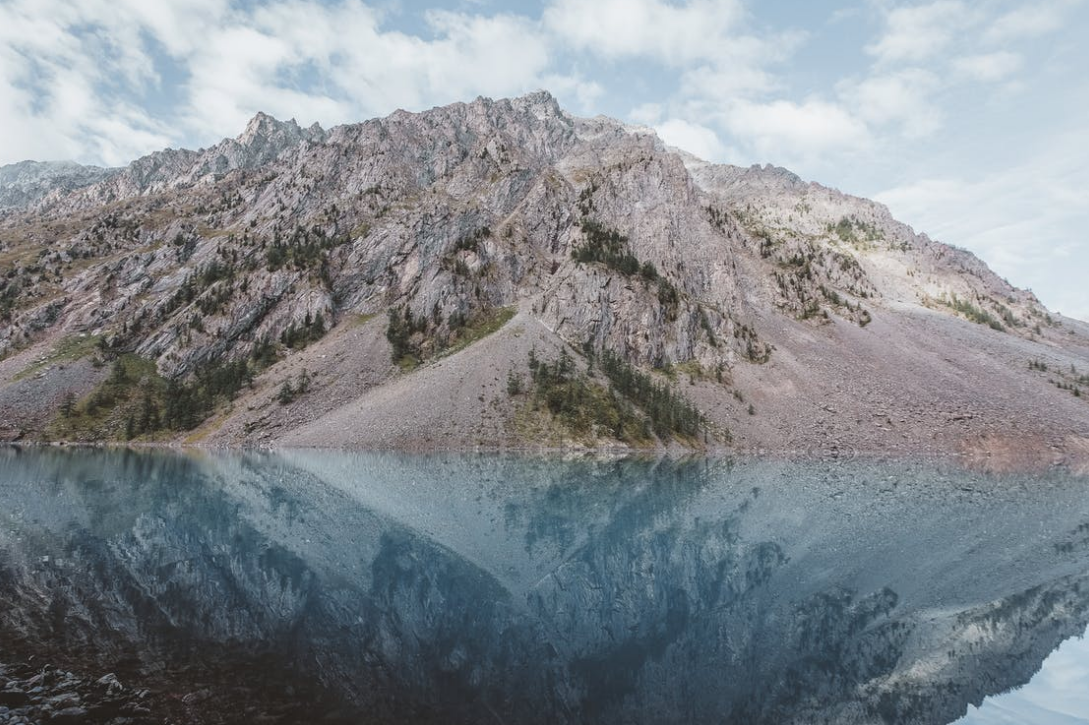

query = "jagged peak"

[237,111,302,146]
[748,163,803,184]
[510,89,564,119]
[517,89,556,105]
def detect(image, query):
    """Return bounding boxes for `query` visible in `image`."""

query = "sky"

[0,0,1085,320]
[957,630,1089,724]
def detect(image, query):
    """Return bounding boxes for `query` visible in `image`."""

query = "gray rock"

[47,706,87,724]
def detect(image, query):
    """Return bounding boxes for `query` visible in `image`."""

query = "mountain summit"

[0,92,1086,466]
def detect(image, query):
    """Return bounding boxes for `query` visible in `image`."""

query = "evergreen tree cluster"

[161,357,253,431]
[1031,360,1088,402]
[384,303,507,365]
[265,225,345,273]
[386,305,428,363]
[452,226,491,253]
[521,347,708,444]
[943,293,1005,331]
[196,279,236,316]
[572,220,639,274]
[828,216,883,245]
[595,349,705,440]
[277,368,311,405]
[571,220,679,316]
[699,308,719,348]
[1,277,23,322]
[52,353,255,440]
[526,348,649,443]
[251,336,281,368]
[157,253,246,325]
[280,311,326,349]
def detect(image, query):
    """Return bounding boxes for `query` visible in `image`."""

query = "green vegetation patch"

[828,216,885,247]
[280,311,327,349]
[441,306,517,358]
[939,293,1005,331]
[48,352,258,442]
[387,305,516,368]
[522,348,651,444]
[14,334,103,382]
[1032,359,1089,401]
[571,220,680,317]
[47,354,166,441]
[595,349,705,441]
[514,347,711,446]
[265,224,347,274]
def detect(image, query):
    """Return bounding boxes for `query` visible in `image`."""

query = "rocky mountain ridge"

[0,160,116,212]
[0,91,1087,462]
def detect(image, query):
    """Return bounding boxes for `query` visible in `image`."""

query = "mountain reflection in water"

[1,447,1088,724]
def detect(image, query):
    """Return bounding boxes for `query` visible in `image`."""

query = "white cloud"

[541,74,604,113]
[543,0,745,66]
[0,0,562,164]
[841,1,1070,149]
[544,0,795,103]
[0,0,176,165]
[723,98,871,163]
[984,2,1072,44]
[866,1,976,65]
[951,52,1023,83]
[839,68,942,138]
[654,119,728,161]
[181,2,556,135]
[677,54,787,99]
[182,22,352,137]
[629,103,664,125]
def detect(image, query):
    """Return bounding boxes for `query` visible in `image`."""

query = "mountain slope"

[0,91,1086,464]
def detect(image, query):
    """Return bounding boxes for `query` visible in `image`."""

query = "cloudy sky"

[1,0,1085,319]
[957,629,1089,724]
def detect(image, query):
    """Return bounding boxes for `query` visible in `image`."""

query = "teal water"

[1,447,1088,724]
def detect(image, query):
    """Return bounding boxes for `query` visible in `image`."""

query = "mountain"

[0,91,1086,464]
[0,160,117,212]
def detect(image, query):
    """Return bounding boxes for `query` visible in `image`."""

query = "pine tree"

[138,387,157,433]
[109,359,128,385]
[278,380,296,405]
[60,391,76,418]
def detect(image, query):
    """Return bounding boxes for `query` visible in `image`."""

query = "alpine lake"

[1,447,1087,724]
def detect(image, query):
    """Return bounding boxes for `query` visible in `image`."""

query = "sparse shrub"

[277,370,310,405]
[506,369,523,395]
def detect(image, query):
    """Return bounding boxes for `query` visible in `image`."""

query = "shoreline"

[4,437,1086,476]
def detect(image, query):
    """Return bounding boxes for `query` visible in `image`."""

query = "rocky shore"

[0,657,354,725]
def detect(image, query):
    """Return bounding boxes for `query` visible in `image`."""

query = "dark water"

[1,448,1088,724]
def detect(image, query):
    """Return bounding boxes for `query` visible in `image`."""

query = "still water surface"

[1,447,1088,723]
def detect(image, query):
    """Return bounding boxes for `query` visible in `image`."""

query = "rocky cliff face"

[0,91,1087,458]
